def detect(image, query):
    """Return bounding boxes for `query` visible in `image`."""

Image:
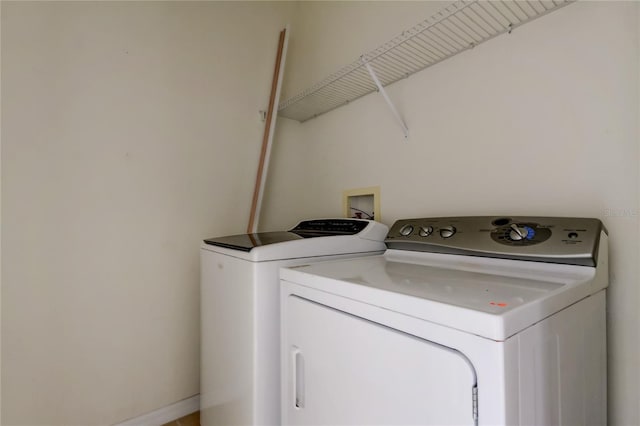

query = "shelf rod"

[363,58,409,140]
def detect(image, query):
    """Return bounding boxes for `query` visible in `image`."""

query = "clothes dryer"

[280,216,608,426]
[200,219,388,426]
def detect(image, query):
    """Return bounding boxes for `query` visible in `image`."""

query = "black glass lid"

[204,231,305,252]
[203,219,370,252]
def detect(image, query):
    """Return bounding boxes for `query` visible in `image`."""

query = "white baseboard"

[114,394,200,426]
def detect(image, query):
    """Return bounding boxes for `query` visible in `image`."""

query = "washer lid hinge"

[472,385,478,423]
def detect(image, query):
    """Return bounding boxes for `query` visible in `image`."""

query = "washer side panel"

[201,252,256,426]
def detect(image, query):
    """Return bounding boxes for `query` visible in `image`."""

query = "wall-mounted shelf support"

[363,58,409,140]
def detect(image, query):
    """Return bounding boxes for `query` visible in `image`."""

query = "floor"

[162,411,200,426]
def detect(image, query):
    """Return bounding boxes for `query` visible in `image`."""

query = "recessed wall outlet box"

[343,187,380,221]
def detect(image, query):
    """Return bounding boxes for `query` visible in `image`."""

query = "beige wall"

[263,1,640,424]
[0,2,3,422]
[2,1,638,424]
[1,2,292,424]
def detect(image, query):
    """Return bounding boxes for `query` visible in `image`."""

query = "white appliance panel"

[201,219,388,426]
[202,253,385,425]
[201,252,256,425]
[513,290,607,425]
[281,281,607,426]
[280,217,608,426]
[285,296,477,426]
[281,238,606,341]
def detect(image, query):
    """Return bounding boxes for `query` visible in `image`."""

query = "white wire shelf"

[278,0,574,123]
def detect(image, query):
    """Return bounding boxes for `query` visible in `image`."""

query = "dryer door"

[284,296,477,426]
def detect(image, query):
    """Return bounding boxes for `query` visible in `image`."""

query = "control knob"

[419,226,433,237]
[399,224,414,236]
[439,226,456,239]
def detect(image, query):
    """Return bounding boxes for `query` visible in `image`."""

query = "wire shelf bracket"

[278,0,575,129]
[363,58,409,140]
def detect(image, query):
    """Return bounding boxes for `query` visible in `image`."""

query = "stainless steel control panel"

[385,216,606,266]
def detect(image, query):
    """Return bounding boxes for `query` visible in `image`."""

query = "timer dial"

[509,224,530,241]
[491,222,550,246]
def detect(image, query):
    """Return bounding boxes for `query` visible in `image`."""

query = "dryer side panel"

[283,295,477,426]
[513,290,607,426]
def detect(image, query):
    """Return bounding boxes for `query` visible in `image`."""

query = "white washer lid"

[201,220,388,262]
[280,248,607,341]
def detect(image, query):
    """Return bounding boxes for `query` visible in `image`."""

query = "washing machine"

[200,218,388,426]
[280,216,608,426]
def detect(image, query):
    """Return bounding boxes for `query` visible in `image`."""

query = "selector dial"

[491,222,549,246]
[439,226,456,239]
[419,226,434,237]
[509,224,529,241]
